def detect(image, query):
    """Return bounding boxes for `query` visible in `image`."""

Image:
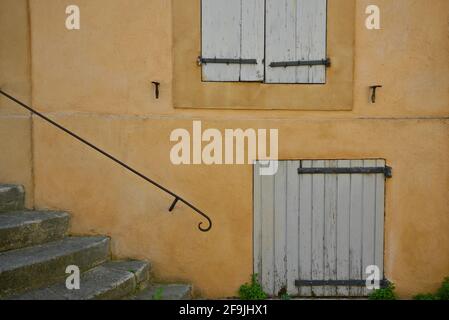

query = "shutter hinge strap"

[295,279,390,288]
[197,56,258,66]
[270,58,331,68]
[297,166,393,178]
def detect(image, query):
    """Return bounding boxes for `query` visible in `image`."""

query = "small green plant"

[238,274,267,300]
[436,277,449,300]
[277,286,291,300]
[280,293,291,300]
[368,283,397,300]
[413,276,449,300]
[413,293,438,300]
[152,287,164,300]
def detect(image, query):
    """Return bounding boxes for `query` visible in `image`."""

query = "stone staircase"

[0,184,192,300]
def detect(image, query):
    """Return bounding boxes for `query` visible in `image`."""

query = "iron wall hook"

[370,85,382,103]
[152,81,160,99]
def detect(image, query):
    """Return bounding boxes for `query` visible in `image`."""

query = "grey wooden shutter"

[265,0,327,84]
[201,0,265,82]
[254,160,387,297]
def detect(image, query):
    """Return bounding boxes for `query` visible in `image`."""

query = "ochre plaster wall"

[4,0,448,298]
[0,0,33,207]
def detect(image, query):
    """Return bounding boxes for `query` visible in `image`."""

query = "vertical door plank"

[201,0,241,81]
[311,160,325,296]
[261,173,275,296]
[361,160,377,296]
[349,160,363,297]
[274,162,287,295]
[298,160,313,296]
[265,0,297,83]
[336,160,351,296]
[323,160,337,296]
[253,162,262,278]
[374,159,386,285]
[286,161,300,295]
[296,0,327,83]
[241,0,265,81]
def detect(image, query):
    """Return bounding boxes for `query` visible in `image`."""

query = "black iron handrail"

[0,89,212,232]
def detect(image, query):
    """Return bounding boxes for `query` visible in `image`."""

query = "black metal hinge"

[269,58,331,68]
[198,56,258,66]
[295,279,390,288]
[297,166,393,178]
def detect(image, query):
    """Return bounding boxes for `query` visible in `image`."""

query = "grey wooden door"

[253,160,386,297]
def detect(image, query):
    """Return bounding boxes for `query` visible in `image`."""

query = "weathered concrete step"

[11,260,150,300]
[131,284,192,300]
[0,211,70,252]
[0,185,25,213]
[0,236,110,298]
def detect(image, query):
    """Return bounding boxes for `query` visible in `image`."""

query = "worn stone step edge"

[0,211,70,252]
[0,236,110,298]
[129,284,192,300]
[9,260,150,300]
[0,185,25,213]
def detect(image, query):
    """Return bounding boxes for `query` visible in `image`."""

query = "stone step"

[10,260,150,300]
[0,185,25,213]
[0,211,70,252]
[131,284,192,300]
[0,236,110,298]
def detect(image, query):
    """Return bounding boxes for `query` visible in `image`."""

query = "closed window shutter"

[201,0,265,82]
[265,0,327,84]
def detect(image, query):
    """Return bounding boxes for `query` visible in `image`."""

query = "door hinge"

[269,58,331,68]
[297,166,392,178]
[295,279,390,288]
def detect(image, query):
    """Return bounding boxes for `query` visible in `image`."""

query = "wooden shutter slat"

[201,0,241,82]
[296,0,327,83]
[241,0,265,81]
[265,0,297,83]
[286,161,300,296]
[336,160,351,296]
[261,173,275,295]
[349,159,363,297]
[323,160,338,296]
[298,160,313,297]
[311,160,326,296]
[274,162,287,295]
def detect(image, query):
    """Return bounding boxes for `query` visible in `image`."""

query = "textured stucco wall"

[0,0,33,208]
[3,0,448,298]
